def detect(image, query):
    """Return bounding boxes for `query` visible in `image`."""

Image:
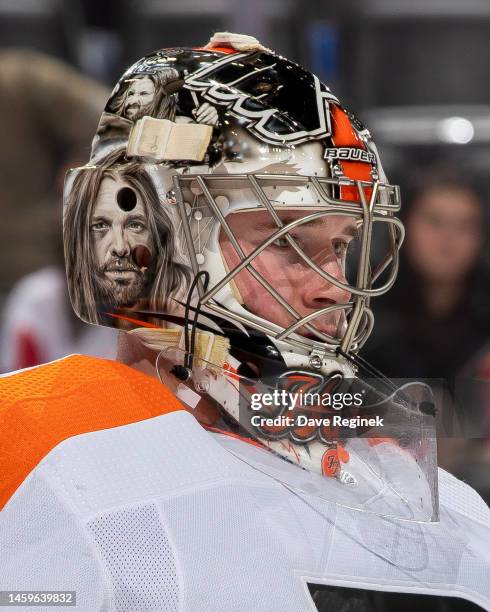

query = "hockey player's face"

[220,210,355,339]
[124,76,155,120]
[90,176,153,306]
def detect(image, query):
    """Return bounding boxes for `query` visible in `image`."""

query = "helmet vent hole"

[117,187,137,211]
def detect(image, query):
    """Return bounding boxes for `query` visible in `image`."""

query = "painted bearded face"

[90,176,154,306]
[123,76,156,120]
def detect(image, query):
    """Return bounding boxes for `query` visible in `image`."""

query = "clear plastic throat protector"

[158,346,439,523]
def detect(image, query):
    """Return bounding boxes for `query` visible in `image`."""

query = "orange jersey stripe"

[0,355,183,509]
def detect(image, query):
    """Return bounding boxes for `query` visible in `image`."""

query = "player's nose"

[301,260,350,309]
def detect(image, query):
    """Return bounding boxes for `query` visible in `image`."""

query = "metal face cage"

[173,173,404,356]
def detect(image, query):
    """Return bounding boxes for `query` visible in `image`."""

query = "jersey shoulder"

[0,354,182,509]
[438,467,490,527]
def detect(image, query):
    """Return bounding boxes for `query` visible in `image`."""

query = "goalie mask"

[64,33,438,521]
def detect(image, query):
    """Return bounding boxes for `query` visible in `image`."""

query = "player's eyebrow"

[342,223,359,237]
[255,216,358,236]
[255,215,310,230]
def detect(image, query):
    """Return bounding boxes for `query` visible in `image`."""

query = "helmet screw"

[195,378,210,393]
[266,345,279,357]
[309,355,323,369]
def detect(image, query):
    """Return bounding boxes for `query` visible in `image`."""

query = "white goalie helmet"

[64,33,437,521]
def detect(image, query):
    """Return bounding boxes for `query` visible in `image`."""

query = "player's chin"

[301,328,339,343]
[298,318,346,343]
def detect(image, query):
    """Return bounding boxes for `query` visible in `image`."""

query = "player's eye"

[272,236,289,248]
[333,239,348,257]
[272,234,303,250]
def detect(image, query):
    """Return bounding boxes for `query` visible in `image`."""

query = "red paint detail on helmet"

[193,46,238,54]
[337,443,350,464]
[133,245,152,268]
[105,313,160,329]
[321,447,341,477]
[331,105,373,203]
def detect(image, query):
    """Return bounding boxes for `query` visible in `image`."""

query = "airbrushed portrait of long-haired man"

[109,69,180,122]
[64,152,190,325]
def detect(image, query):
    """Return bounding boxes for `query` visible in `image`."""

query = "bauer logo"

[324,147,376,164]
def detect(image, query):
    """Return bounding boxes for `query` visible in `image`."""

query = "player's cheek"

[253,247,277,277]
[233,240,249,270]
[256,250,297,296]
[266,246,298,270]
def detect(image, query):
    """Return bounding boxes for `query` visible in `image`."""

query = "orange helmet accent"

[331,105,373,202]
[194,45,238,54]
[321,447,341,477]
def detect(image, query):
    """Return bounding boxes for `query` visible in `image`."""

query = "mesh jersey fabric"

[0,469,108,608]
[0,354,183,509]
[1,356,490,611]
[87,504,178,612]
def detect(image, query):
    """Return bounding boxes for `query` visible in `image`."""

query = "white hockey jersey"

[1,355,489,611]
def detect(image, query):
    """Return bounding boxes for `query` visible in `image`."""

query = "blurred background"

[0,0,488,498]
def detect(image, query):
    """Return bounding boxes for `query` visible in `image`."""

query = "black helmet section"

[91,46,341,165]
